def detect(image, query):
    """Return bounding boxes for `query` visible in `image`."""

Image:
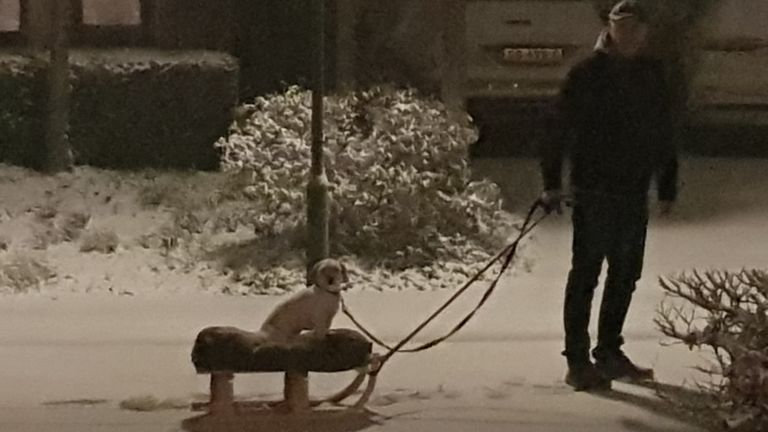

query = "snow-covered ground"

[1,157,766,431]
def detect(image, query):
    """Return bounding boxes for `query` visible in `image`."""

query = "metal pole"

[45,0,74,173]
[306,0,330,273]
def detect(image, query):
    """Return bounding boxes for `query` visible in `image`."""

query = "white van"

[691,0,768,127]
[465,0,768,155]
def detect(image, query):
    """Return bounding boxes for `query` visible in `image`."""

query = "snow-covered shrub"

[214,85,516,279]
[657,269,768,430]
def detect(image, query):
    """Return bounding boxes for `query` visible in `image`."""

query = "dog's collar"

[312,285,342,296]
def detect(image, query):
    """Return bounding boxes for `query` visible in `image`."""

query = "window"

[82,0,141,26]
[76,0,148,47]
[0,0,20,32]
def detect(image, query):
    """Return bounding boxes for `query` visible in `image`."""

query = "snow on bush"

[657,269,768,430]
[214,85,518,293]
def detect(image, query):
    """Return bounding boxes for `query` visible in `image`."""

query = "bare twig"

[657,269,768,428]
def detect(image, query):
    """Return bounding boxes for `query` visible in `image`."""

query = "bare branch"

[656,269,768,426]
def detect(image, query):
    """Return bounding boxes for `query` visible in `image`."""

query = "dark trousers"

[563,193,649,367]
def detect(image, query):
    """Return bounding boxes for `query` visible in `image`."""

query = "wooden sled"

[190,326,379,415]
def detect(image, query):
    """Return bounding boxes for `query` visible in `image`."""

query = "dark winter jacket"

[540,50,678,202]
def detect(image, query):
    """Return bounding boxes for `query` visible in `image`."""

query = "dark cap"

[608,0,648,23]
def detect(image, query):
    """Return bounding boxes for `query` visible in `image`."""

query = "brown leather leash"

[341,199,550,377]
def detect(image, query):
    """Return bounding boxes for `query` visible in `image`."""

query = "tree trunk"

[22,0,53,49]
[45,0,74,173]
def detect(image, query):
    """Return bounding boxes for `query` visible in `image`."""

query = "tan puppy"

[256,259,349,345]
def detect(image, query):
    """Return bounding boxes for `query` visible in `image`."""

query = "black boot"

[594,350,654,382]
[565,361,612,392]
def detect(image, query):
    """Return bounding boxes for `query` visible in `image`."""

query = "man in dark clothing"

[539,0,679,391]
